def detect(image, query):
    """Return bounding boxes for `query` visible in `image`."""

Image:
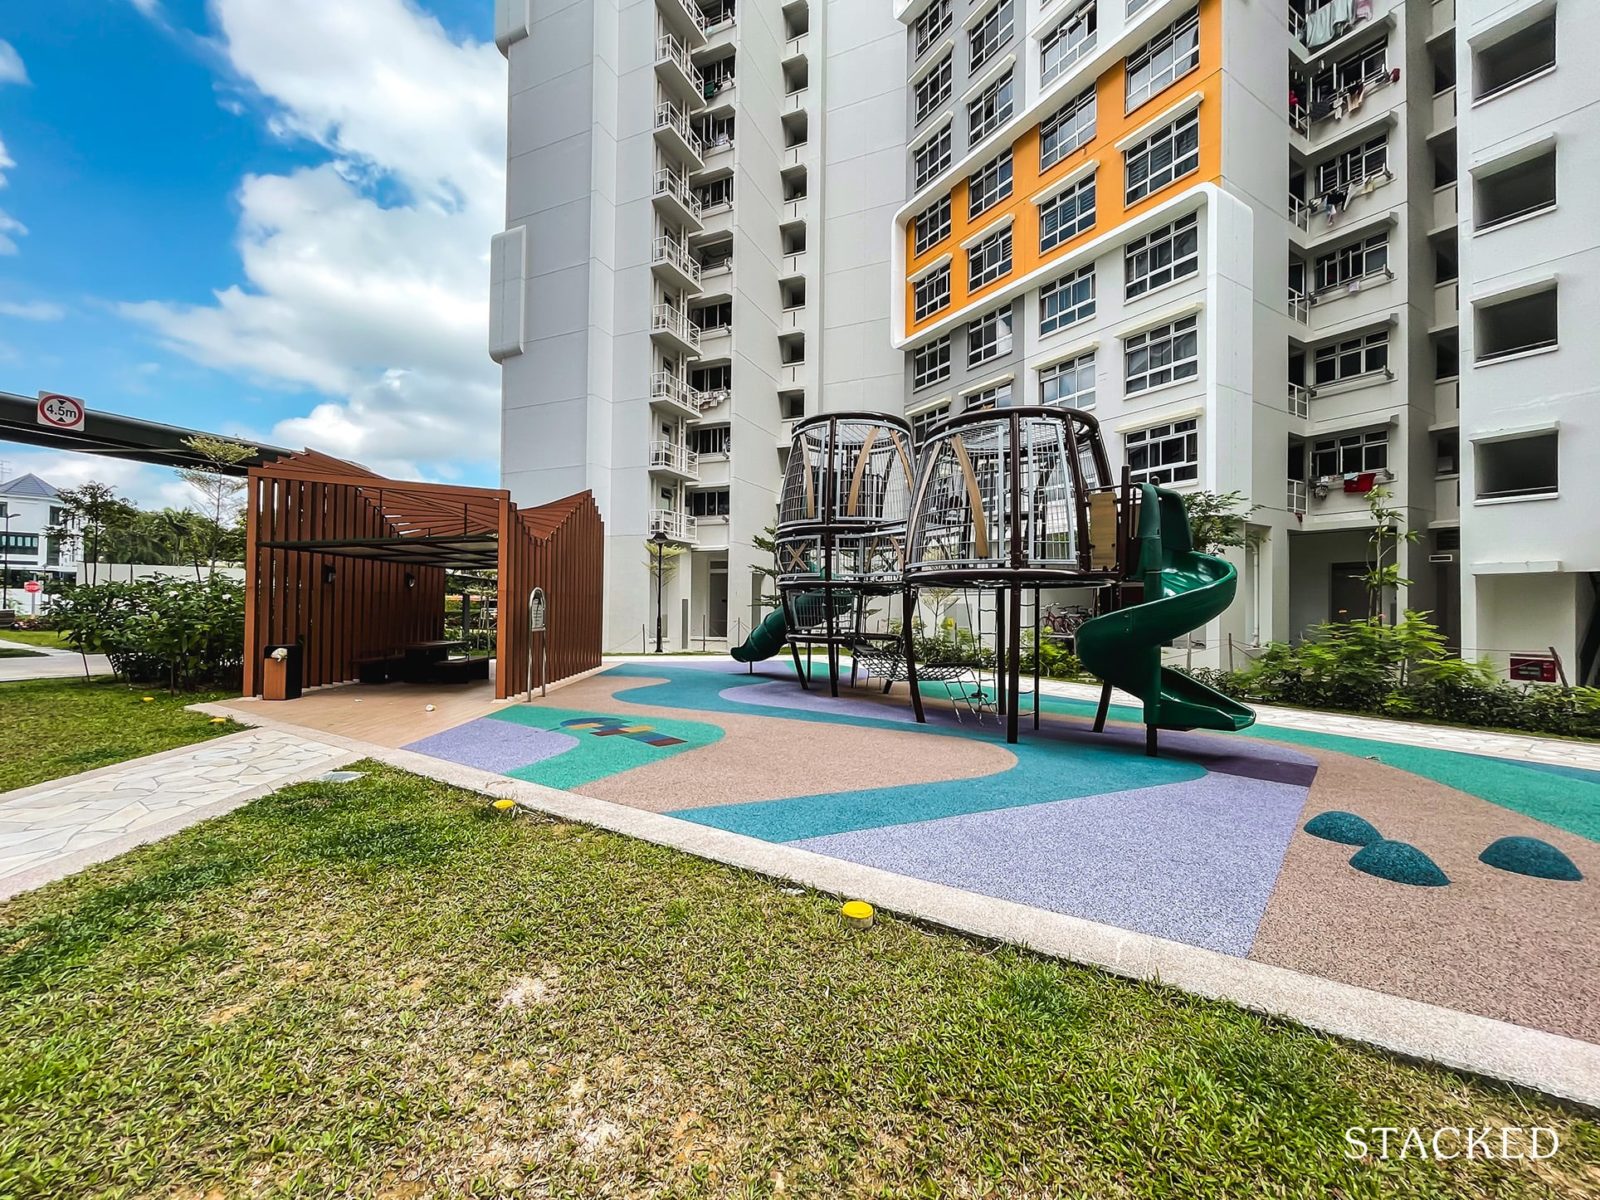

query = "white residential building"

[0,473,70,605]
[495,0,1596,682]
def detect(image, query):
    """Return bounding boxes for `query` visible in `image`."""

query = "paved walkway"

[0,635,113,682]
[0,728,356,900]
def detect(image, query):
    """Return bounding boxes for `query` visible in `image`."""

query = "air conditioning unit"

[1429,552,1456,563]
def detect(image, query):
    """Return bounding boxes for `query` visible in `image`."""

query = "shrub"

[51,576,245,691]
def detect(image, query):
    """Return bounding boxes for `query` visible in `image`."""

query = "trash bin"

[262,642,303,701]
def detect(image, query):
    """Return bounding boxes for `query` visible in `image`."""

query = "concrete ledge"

[193,699,1600,1108]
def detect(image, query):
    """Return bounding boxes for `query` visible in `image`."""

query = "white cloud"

[0,299,65,321]
[119,0,505,481]
[128,0,163,15]
[0,449,194,513]
[0,40,27,87]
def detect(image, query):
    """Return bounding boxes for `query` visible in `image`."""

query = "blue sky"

[0,0,504,507]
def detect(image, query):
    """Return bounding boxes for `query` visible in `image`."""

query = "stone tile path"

[0,728,356,900]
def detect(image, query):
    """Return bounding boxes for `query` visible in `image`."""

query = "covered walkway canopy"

[244,450,602,699]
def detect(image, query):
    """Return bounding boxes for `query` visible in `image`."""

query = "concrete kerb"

[190,698,1600,1109]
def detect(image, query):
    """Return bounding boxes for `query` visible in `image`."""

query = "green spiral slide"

[1076,483,1256,742]
[730,589,850,663]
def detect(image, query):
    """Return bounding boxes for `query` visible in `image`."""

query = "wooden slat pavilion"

[243,450,602,700]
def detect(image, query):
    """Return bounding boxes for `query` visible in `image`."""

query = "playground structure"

[735,405,1255,754]
[732,412,916,696]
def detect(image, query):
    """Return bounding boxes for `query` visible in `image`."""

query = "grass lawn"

[0,677,240,793]
[0,646,44,659]
[0,766,1592,1198]
[0,630,71,650]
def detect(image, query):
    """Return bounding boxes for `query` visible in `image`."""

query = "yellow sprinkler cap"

[841,899,875,930]
[493,798,517,812]
[209,717,228,725]
[141,696,154,703]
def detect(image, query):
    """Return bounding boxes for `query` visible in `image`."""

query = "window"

[913,263,951,321]
[1124,314,1198,394]
[695,176,734,210]
[913,53,953,124]
[964,381,1012,411]
[1040,351,1096,408]
[1313,232,1389,292]
[969,0,1015,72]
[689,489,730,517]
[1039,175,1096,252]
[909,401,952,446]
[1041,2,1096,85]
[1311,430,1388,478]
[1124,211,1199,298]
[1475,15,1555,101]
[1039,264,1094,334]
[1126,419,1198,485]
[692,363,730,392]
[913,124,952,189]
[1124,110,1200,204]
[967,70,1015,144]
[1475,287,1557,361]
[913,0,953,59]
[967,306,1014,367]
[1477,432,1558,499]
[913,336,952,389]
[0,532,39,554]
[1316,135,1387,195]
[967,226,1013,291]
[1125,8,1200,111]
[1313,330,1389,385]
[914,195,952,255]
[1308,38,1387,110]
[968,151,1014,219]
[1475,149,1556,230]
[691,425,731,456]
[1040,86,1096,170]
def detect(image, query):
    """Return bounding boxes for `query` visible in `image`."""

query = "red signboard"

[36,392,87,432]
[1508,656,1558,684]
[22,580,42,595]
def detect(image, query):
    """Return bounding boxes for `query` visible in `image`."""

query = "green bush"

[51,576,245,691]
[1181,611,1600,739]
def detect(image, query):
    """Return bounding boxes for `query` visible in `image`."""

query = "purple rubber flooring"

[792,773,1311,956]
[404,719,578,775]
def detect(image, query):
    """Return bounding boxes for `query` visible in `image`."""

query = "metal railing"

[650,371,708,412]
[656,33,705,95]
[1287,479,1308,512]
[654,101,704,160]
[649,508,698,542]
[1289,193,1310,231]
[1289,103,1309,136]
[1288,381,1310,418]
[1288,289,1309,323]
[1310,266,1394,301]
[653,168,703,221]
[649,440,700,478]
[651,304,702,351]
[652,235,702,285]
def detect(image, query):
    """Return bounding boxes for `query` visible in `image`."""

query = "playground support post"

[1032,585,1041,731]
[1007,584,1022,745]
[902,585,925,725]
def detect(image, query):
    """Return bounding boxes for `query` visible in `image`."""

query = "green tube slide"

[1076,484,1256,735]
[730,589,850,663]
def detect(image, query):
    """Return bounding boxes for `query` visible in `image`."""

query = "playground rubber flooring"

[403,659,1599,1047]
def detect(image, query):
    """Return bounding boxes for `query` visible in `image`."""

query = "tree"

[1184,490,1259,555]
[752,523,781,608]
[178,436,257,575]
[1362,485,1419,622]
[46,482,137,585]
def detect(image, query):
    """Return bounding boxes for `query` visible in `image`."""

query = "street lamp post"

[650,528,669,653]
[1,508,11,614]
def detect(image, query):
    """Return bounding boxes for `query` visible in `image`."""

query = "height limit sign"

[36,392,87,432]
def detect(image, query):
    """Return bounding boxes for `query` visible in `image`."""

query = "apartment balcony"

[651,304,702,355]
[1434,475,1461,525]
[697,386,731,416]
[784,86,808,116]
[1432,87,1457,133]
[694,133,735,173]
[700,74,737,112]
[783,193,808,224]
[690,199,734,238]
[649,439,700,482]
[1294,166,1396,245]
[1434,377,1459,426]
[654,101,705,170]
[693,321,733,358]
[1431,180,1457,232]
[692,514,730,550]
[1292,70,1398,145]
[1289,381,1311,419]
[1308,267,1395,314]
[702,5,736,43]
[780,302,806,333]
[652,235,703,292]
[1304,470,1397,524]
[695,258,733,304]
[650,371,706,421]
[1288,289,1309,324]
[655,33,707,109]
[1291,0,1375,56]
[656,0,708,48]
[649,508,698,544]
[1432,280,1459,331]
[653,168,704,232]
[783,31,808,65]
[780,245,808,280]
